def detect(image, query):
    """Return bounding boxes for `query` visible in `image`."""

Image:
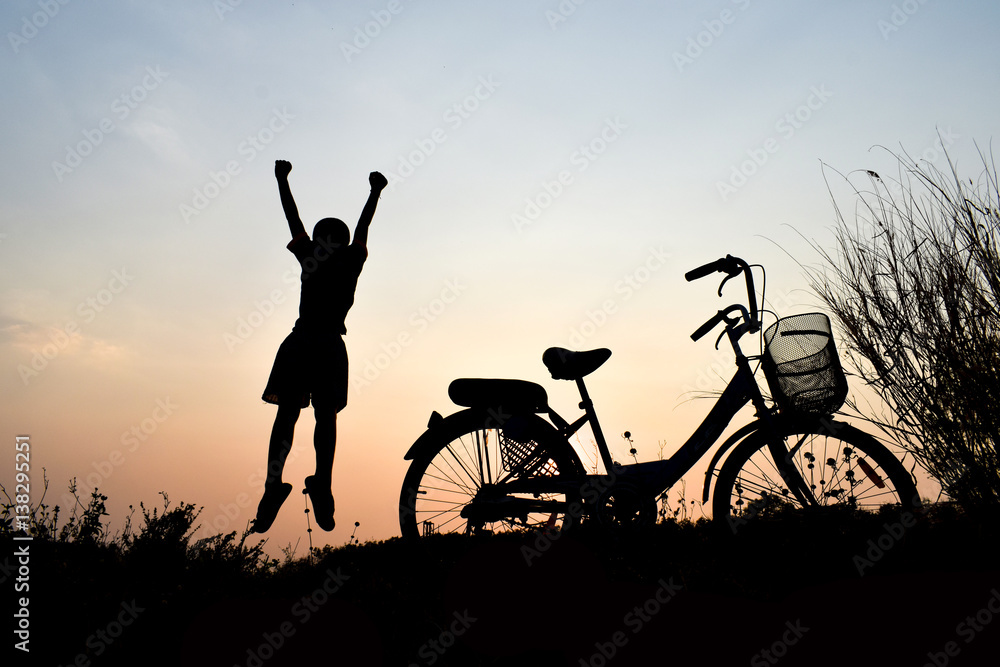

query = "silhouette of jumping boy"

[251,159,387,533]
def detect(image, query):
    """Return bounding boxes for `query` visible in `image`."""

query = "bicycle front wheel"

[399,410,585,540]
[712,419,919,530]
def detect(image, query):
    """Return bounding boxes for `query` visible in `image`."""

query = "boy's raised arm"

[352,171,388,249]
[275,160,306,241]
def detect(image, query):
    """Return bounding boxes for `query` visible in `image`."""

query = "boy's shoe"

[250,482,293,533]
[304,475,336,531]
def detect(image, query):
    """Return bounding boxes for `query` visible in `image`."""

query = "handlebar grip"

[691,311,725,341]
[685,258,729,282]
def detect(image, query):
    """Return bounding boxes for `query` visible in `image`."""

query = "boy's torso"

[288,236,367,335]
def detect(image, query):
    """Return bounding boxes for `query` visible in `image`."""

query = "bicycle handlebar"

[684,256,739,282]
[690,311,727,342]
[686,255,760,341]
[690,305,751,342]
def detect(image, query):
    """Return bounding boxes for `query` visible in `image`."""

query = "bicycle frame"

[540,318,775,509]
[495,256,825,518]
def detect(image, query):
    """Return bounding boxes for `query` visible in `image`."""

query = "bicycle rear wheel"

[399,410,585,540]
[712,419,919,531]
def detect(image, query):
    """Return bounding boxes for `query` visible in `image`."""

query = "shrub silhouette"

[1,476,274,575]
[809,141,1000,514]
[1,474,111,544]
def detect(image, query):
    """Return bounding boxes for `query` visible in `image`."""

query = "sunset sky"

[2,0,998,553]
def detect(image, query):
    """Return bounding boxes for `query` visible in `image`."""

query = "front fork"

[763,430,820,507]
[734,344,820,508]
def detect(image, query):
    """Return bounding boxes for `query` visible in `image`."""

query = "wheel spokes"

[729,432,905,518]
[412,427,571,535]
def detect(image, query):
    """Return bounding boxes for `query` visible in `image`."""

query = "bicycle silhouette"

[398,255,919,538]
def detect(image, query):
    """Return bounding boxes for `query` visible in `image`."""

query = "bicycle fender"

[402,408,563,461]
[700,420,763,504]
[402,409,465,461]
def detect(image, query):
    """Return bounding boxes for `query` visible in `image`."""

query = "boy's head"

[313,218,349,248]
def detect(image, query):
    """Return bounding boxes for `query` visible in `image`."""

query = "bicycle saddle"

[542,347,612,381]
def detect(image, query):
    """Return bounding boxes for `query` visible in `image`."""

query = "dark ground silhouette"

[9,501,1000,666]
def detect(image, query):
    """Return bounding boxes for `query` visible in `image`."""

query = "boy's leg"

[266,402,301,485]
[252,402,301,533]
[312,404,337,485]
[304,334,345,531]
[305,403,337,531]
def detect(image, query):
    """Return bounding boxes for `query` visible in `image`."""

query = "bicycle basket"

[499,424,559,477]
[761,313,848,416]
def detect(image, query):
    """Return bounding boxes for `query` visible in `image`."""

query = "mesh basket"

[761,313,848,416]
[499,417,559,477]
[499,433,558,477]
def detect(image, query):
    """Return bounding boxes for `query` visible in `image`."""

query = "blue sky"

[2,0,998,548]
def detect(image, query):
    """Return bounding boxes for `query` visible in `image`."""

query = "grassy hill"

[6,497,1000,666]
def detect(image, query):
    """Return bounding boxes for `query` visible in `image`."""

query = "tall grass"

[808,141,1000,513]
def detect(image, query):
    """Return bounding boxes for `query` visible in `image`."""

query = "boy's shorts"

[262,330,348,411]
